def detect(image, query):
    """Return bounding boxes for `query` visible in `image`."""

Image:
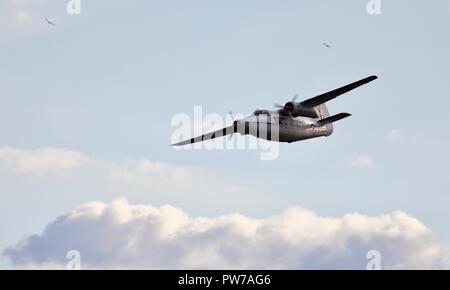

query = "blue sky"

[1,1,449,269]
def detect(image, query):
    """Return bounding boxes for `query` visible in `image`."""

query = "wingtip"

[171,141,189,147]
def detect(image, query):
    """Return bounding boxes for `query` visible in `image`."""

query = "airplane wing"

[301,75,377,107]
[316,113,351,126]
[172,126,235,146]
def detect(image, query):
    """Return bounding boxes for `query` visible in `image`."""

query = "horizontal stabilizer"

[316,113,351,126]
[302,75,378,107]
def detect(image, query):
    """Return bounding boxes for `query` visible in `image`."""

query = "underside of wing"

[171,126,235,146]
[316,113,351,126]
[301,75,378,107]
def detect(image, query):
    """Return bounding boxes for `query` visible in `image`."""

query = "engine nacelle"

[284,102,320,118]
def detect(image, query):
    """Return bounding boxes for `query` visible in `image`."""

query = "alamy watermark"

[367,0,382,15]
[366,250,382,270]
[67,0,82,15]
[64,2,381,17]
[171,106,280,161]
[66,250,81,270]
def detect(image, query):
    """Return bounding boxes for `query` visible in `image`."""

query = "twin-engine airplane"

[172,76,377,146]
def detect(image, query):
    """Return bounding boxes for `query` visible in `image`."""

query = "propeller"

[227,111,236,140]
[274,103,284,109]
[274,94,299,115]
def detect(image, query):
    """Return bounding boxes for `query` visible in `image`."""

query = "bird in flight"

[322,43,331,48]
[44,18,55,26]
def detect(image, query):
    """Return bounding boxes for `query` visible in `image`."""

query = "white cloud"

[0,147,191,183]
[0,147,268,217]
[348,155,373,168]
[16,10,31,25]
[3,198,444,269]
[388,129,400,142]
[0,147,90,173]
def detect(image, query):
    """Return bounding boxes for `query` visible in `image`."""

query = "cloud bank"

[3,198,444,269]
[0,147,191,182]
[0,148,89,173]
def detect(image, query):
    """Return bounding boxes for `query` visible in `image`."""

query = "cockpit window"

[254,110,270,116]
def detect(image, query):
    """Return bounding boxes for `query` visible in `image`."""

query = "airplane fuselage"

[236,113,333,143]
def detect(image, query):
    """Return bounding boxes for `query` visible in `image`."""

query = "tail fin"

[316,113,351,127]
[317,103,330,119]
[316,103,333,133]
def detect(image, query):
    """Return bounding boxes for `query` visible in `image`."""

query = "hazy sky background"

[1,0,449,268]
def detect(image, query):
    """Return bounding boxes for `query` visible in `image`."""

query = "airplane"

[172,75,377,146]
